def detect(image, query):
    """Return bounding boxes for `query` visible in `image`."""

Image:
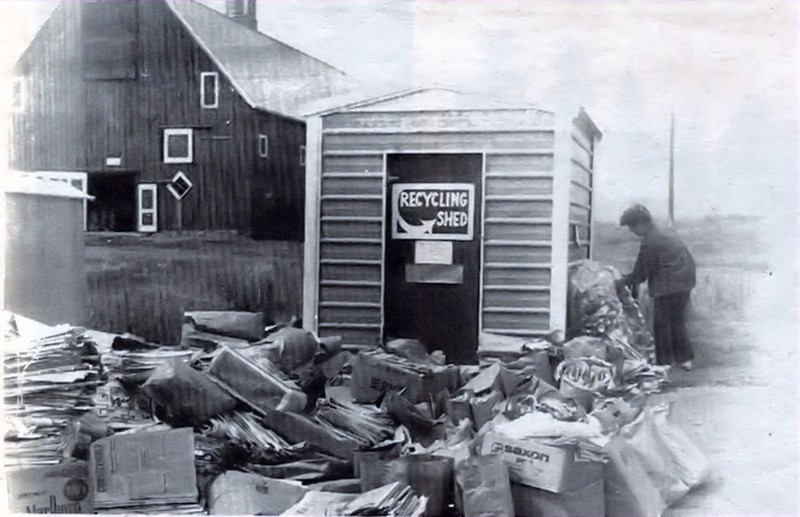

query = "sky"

[0,0,797,224]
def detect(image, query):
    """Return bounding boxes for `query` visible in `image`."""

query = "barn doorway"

[87,173,137,232]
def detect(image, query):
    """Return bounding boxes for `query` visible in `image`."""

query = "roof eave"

[164,0,260,111]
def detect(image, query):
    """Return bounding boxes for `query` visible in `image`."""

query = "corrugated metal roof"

[300,86,551,117]
[166,0,359,119]
[3,173,93,200]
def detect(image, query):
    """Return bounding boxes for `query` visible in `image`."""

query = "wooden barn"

[9,0,357,239]
[301,87,601,363]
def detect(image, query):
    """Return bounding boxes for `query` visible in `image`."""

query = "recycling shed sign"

[391,183,475,241]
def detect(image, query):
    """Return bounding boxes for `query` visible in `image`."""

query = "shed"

[301,87,601,363]
[3,173,93,326]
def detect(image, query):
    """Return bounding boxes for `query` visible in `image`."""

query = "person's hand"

[614,278,628,293]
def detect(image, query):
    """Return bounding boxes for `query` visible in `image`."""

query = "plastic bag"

[622,403,710,505]
[456,455,515,517]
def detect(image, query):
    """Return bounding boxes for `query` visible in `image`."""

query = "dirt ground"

[596,219,799,516]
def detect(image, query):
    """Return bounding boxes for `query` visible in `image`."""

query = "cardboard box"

[6,462,93,514]
[208,346,307,413]
[480,432,604,493]
[207,471,308,515]
[351,350,458,404]
[511,478,604,517]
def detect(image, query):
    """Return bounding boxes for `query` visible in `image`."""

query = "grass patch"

[85,232,302,344]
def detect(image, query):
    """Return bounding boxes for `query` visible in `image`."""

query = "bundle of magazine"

[281,481,427,516]
[3,313,101,469]
[89,427,203,514]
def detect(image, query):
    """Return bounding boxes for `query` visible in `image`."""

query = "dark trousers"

[653,292,693,365]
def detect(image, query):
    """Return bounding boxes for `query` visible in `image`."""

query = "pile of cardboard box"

[3,284,708,516]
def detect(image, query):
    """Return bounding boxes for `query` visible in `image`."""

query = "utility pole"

[668,113,675,227]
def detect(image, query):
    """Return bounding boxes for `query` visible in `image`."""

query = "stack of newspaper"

[90,427,203,514]
[101,348,195,385]
[281,481,428,516]
[3,314,101,469]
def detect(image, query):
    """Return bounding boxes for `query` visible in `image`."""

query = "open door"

[383,153,483,364]
[137,183,158,232]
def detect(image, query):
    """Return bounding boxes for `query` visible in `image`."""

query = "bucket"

[385,454,454,516]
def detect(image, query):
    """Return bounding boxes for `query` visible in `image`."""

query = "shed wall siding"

[568,120,596,263]
[315,110,562,345]
[481,150,554,337]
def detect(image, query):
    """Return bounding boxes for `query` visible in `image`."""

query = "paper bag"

[142,358,237,425]
[623,403,711,505]
[604,436,665,517]
[207,471,308,515]
[456,455,515,517]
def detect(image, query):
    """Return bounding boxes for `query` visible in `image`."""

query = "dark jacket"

[623,226,696,297]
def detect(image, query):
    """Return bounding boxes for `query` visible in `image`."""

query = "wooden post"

[302,116,322,332]
[549,111,572,333]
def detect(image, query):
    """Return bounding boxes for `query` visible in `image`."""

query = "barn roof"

[165,0,359,120]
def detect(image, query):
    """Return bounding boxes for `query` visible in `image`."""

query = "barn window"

[200,72,218,109]
[11,77,25,112]
[300,145,306,166]
[163,129,193,164]
[258,134,268,158]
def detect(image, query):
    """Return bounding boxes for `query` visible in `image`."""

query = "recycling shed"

[3,173,93,326]
[302,87,602,364]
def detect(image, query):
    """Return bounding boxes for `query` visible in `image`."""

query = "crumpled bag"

[621,403,711,505]
[142,358,238,425]
[259,327,319,372]
[456,455,515,517]
[185,311,264,341]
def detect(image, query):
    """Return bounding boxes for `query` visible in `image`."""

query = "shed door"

[383,154,482,364]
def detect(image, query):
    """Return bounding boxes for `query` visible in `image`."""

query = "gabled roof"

[165,0,359,120]
[301,86,602,139]
[301,86,550,116]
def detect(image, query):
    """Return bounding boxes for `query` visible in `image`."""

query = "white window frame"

[11,77,25,112]
[200,71,219,109]
[163,128,193,164]
[258,134,268,158]
[137,183,158,232]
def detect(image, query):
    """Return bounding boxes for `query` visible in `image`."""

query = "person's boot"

[679,360,693,371]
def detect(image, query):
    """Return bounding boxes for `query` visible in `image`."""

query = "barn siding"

[10,0,307,239]
[11,5,86,171]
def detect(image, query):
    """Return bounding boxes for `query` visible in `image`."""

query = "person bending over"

[616,204,696,370]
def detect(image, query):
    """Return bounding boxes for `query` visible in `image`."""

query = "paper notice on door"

[414,241,453,264]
